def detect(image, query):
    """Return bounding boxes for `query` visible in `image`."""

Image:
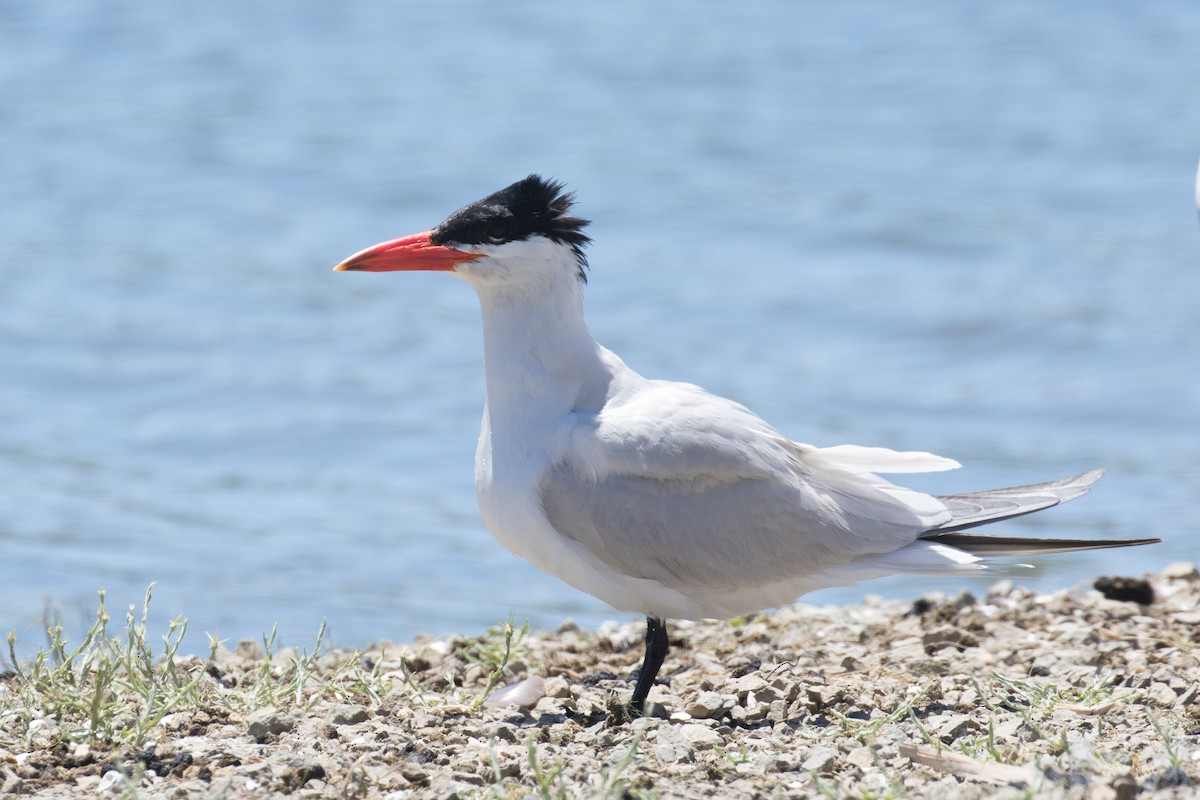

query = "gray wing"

[540,463,935,591]
[929,470,1104,532]
[541,381,943,591]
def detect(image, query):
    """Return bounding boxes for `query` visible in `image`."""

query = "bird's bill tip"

[334,230,485,272]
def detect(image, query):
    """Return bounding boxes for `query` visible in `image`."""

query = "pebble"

[97,771,123,793]
[653,724,694,764]
[936,714,976,742]
[1162,562,1199,580]
[992,717,1024,740]
[543,675,572,698]
[801,747,836,774]
[1111,773,1139,800]
[246,708,295,738]
[922,627,978,652]
[684,691,730,719]
[327,704,370,725]
[729,702,768,725]
[805,685,844,709]
[845,745,876,769]
[484,722,521,743]
[234,640,265,660]
[732,674,767,698]
[678,724,722,750]
[1146,682,1179,708]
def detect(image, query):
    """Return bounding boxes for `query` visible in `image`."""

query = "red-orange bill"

[334,230,485,272]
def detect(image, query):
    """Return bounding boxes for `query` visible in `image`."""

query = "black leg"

[630,616,669,711]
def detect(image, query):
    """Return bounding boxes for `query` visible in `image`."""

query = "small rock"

[732,674,766,698]
[1111,773,1138,800]
[631,715,663,734]
[328,704,369,725]
[769,674,798,695]
[763,756,793,773]
[280,757,326,791]
[400,767,429,786]
[678,723,722,750]
[922,627,978,653]
[936,714,977,742]
[685,691,730,719]
[1162,562,1198,580]
[234,640,265,660]
[1094,576,1154,605]
[729,703,768,725]
[0,769,20,795]
[479,722,515,743]
[802,747,836,774]
[67,743,92,766]
[543,675,572,698]
[449,771,485,786]
[956,687,979,711]
[909,596,936,616]
[1142,766,1191,790]
[1145,682,1178,708]
[532,696,571,717]
[1174,684,1199,707]
[992,717,1023,740]
[750,683,780,703]
[653,724,694,764]
[246,708,295,738]
[988,579,1014,596]
[805,685,844,709]
[97,771,123,793]
[845,746,875,769]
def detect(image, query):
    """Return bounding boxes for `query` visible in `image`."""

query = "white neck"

[468,254,608,428]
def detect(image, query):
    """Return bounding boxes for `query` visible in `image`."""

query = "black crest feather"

[431,175,592,281]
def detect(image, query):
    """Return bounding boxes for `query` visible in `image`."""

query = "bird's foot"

[607,697,668,725]
[634,700,668,719]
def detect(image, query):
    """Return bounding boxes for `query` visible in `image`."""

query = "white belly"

[474,412,710,620]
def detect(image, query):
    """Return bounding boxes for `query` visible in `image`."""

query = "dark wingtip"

[924,532,1162,556]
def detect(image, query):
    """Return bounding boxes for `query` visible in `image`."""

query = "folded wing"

[542,382,957,592]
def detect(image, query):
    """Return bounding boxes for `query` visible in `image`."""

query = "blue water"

[3,2,1198,656]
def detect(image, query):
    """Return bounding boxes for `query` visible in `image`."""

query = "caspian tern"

[335,175,1160,713]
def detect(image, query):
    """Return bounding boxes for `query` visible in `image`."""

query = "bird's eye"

[485,219,512,243]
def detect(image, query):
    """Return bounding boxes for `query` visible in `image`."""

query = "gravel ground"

[3,565,1199,799]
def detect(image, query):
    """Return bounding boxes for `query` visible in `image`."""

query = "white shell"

[483,674,546,709]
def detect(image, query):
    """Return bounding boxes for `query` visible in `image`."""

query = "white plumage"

[336,175,1158,712]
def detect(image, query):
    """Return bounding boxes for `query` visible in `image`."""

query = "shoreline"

[2,566,1198,799]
